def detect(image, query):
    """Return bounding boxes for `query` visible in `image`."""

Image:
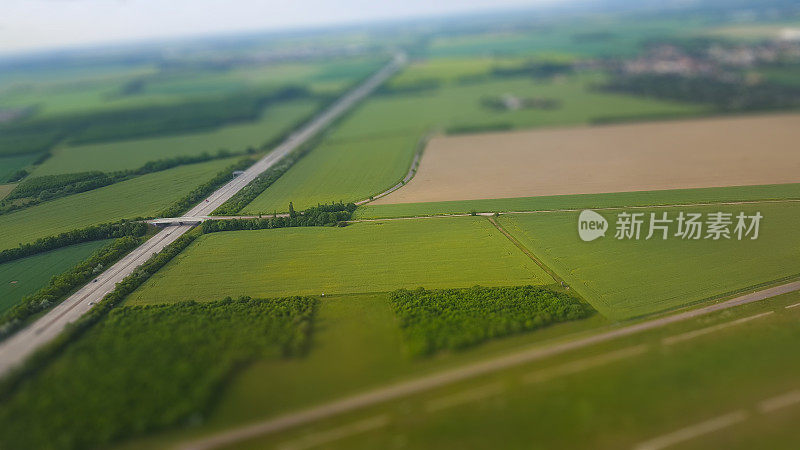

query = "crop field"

[33,100,319,175]
[0,157,237,251]
[115,291,609,448]
[0,296,319,450]
[243,69,706,212]
[242,132,419,212]
[126,216,553,305]
[228,290,800,450]
[374,114,800,204]
[498,202,800,319]
[0,154,38,183]
[0,57,379,119]
[424,18,701,58]
[0,239,111,313]
[356,184,800,219]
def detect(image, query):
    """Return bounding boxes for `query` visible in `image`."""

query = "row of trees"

[202,202,356,233]
[601,74,800,111]
[157,157,256,218]
[0,236,144,339]
[0,86,311,157]
[2,149,247,214]
[0,220,148,265]
[389,285,594,357]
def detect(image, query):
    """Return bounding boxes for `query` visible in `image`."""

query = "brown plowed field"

[373,114,800,204]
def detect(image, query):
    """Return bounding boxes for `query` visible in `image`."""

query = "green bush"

[0,295,319,450]
[389,285,594,357]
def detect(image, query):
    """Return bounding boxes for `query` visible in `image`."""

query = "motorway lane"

[0,53,406,378]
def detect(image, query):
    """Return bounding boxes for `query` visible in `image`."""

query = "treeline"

[0,295,319,450]
[601,74,800,111]
[0,86,310,157]
[0,220,148,265]
[446,122,513,135]
[389,285,594,357]
[1,150,245,215]
[0,236,144,339]
[492,60,574,79]
[157,157,256,218]
[377,78,441,96]
[202,202,356,233]
[212,149,306,215]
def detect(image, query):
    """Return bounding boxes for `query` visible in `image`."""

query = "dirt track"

[374,114,800,204]
[177,280,800,450]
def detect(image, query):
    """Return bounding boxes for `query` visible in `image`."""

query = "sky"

[1,0,566,55]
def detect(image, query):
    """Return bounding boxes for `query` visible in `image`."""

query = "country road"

[0,53,406,378]
[177,280,800,450]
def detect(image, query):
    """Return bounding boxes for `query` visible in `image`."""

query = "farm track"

[177,280,800,450]
[349,197,800,223]
[0,54,407,378]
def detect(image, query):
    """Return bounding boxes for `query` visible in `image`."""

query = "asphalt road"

[0,53,406,378]
[177,280,800,450]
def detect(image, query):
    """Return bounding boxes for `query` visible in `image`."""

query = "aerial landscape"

[0,0,799,448]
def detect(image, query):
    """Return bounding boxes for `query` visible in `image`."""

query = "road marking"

[276,415,390,450]
[523,344,648,384]
[785,302,800,309]
[425,383,504,412]
[757,390,800,414]
[633,410,749,450]
[661,311,773,346]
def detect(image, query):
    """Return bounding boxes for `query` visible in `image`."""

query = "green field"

[0,57,380,119]
[126,217,552,305]
[355,184,800,219]
[0,154,38,183]
[425,18,701,58]
[0,239,111,313]
[498,202,800,319]
[33,100,319,175]
[224,291,800,450]
[243,69,707,213]
[0,296,319,450]
[0,158,237,251]
[242,132,419,212]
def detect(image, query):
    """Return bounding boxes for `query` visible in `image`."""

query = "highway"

[0,53,406,378]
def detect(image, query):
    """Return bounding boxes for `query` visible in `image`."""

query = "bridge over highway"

[0,53,407,378]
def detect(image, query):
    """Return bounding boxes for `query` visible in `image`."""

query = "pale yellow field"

[374,114,800,204]
[0,184,16,200]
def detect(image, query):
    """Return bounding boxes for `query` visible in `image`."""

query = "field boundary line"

[351,198,800,222]
[176,281,800,450]
[522,344,648,384]
[276,415,390,450]
[486,216,561,284]
[633,410,749,450]
[786,302,800,309]
[354,132,431,206]
[661,311,773,346]
[425,382,504,412]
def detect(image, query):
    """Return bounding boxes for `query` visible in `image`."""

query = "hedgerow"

[202,202,356,232]
[0,236,145,339]
[0,295,319,450]
[0,220,148,264]
[389,285,594,357]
